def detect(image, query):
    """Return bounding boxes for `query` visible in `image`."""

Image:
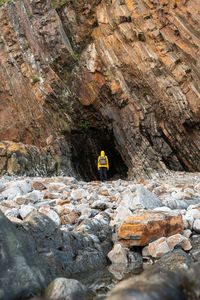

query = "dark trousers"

[99,167,107,181]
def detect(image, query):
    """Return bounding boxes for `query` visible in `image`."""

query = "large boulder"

[0,210,49,300]
[105,268,187,300]
[23,211,112,277]
[117,210,184,246]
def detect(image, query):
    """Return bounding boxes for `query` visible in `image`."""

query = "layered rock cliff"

[0,0,200,179]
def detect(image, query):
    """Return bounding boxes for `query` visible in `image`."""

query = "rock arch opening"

[69,128,128,181]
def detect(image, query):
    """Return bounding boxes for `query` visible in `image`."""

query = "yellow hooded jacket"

[98,151,109,170]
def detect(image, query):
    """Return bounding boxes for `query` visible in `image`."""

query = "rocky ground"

[1,171,200,300]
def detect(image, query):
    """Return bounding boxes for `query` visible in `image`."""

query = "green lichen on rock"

[0,0,18,6]
[50,0,71,9]
[79,120,91,131]
[32,76,40,83]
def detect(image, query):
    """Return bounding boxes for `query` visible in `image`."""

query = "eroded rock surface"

[117,210,184,246]
[0,0,200,178]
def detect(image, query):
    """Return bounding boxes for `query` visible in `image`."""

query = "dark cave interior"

[69,128,128,181]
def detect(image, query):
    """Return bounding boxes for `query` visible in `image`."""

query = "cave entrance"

[69,128,128,182]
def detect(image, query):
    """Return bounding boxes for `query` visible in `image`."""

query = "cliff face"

[0,0,200,179]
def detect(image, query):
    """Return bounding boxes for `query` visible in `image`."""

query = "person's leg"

[104,167,107,181]
[99,168,103,181]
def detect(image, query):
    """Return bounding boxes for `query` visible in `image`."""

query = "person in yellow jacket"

[98,150,109,181]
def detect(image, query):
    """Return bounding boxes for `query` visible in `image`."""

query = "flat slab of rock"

[117,210,184,246]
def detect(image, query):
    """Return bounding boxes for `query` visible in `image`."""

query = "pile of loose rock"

[1,171,200,299]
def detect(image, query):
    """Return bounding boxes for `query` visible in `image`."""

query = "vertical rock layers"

[0,0,200,178]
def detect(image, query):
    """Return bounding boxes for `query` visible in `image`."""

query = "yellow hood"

[101,151,105,156]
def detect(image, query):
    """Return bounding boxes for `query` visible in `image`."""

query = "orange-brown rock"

[62,191,71,199]
[166,234,192,251]
[117,211,184,246]
[109,195,117,202]
[0,200,19,208]
[43,192,59,200]
[100,191,109,197]
[73,0,200,178]
[61,211,79,225]
[57,199,71,206]
[0,0,200,179]
[55,205,72,217]
[32,181,46,191]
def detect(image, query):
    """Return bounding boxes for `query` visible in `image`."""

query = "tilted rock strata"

[75,0,200,178]
[1,0,200,178]
[0,140,75,176]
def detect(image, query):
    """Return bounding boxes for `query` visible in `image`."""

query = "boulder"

[114,206,133,224]
[48,182,66,192]
[71,189,89,200]
[15,196,29,205]
[186,208,200,220]
[24,211,58,236]
[43,192,60,199]
[183,262,200,299]
[193,219,200,233]
[91,200,108,211]
[147,234,192,258]
[117,210,184,246]
[120,185,162,210]
[105,268,187,300]
[6,215,22,223]
[190,235,200,262]
[182,214,194,230]
[183,229,192,238]
[24,190,42,203]
[61,211,79,225]
[167,234,192,251]
[5,208,20,218]
[1,186,22,200]
[44,278,86,300]
[109,250,143,280]
[1,181,32,200]
[38,206,61,226]
[0,210,49,300]
[1,200,18,208]
[19,205,36,219]
[107,243,128,265]
[154,249,192,273]
[32,181,46,191]
[57,199,71,205]
[148,237,171,258]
